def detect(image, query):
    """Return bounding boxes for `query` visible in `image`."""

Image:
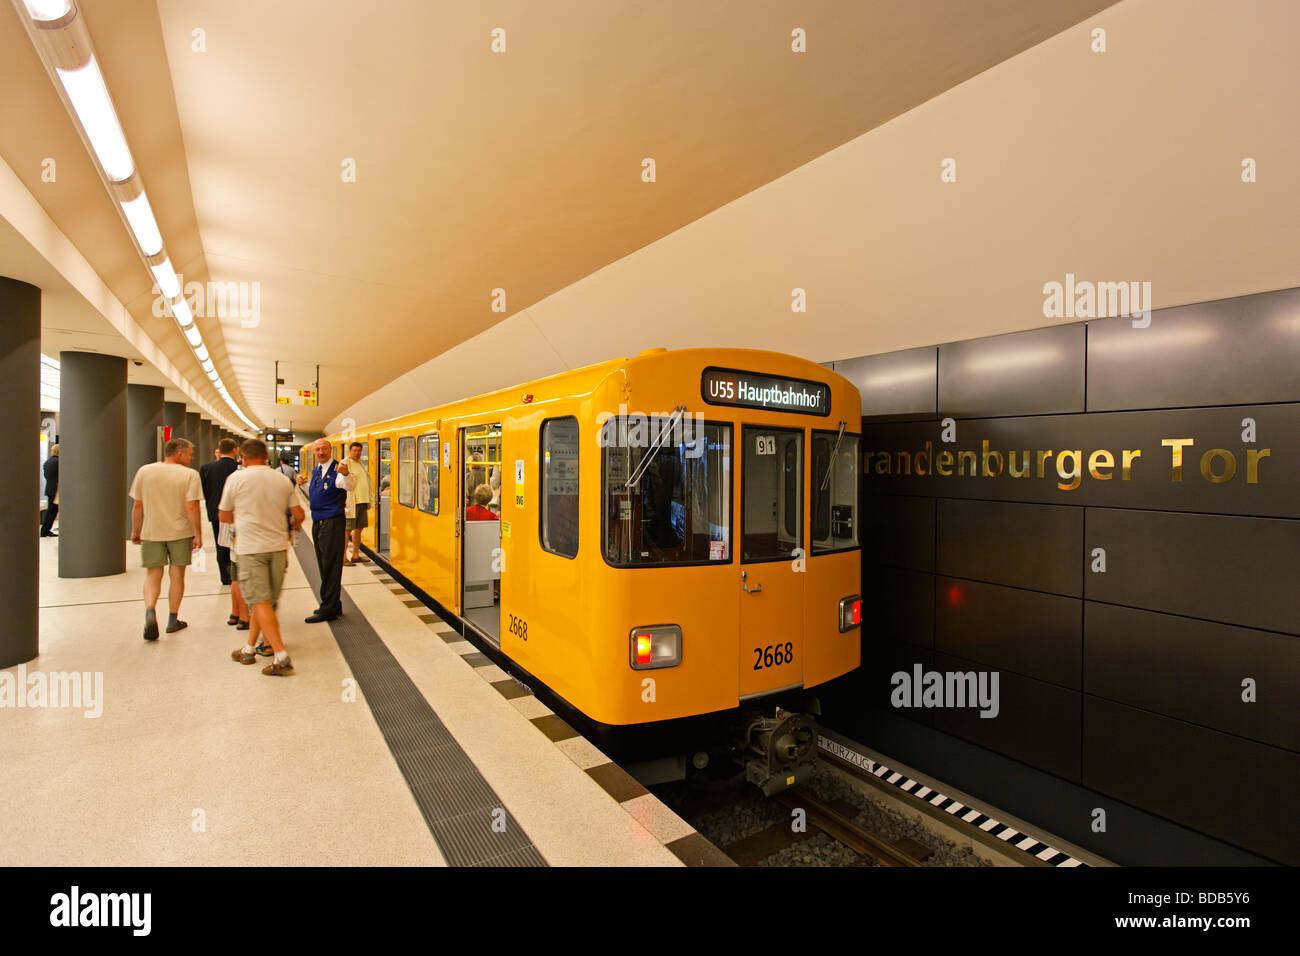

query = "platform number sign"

[756,434,776,455]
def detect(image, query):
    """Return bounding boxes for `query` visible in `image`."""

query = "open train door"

[737,425,805,700]
[459,423,503,644]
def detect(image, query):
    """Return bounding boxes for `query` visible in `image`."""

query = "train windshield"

[602,417,731,566]
[811,431,860,553]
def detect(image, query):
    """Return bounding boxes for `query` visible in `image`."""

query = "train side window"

[811,431,859,554]
[541,417,579,558]
[417,433,439,515]
[397,437,415,508]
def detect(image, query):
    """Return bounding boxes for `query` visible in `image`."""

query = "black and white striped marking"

[817,736,1086,867]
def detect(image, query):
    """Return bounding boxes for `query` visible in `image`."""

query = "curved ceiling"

[1,0,1116,432]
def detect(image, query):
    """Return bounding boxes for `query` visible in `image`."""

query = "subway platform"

[4,523,724,867]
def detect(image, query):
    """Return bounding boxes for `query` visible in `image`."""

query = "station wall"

[825,286,1300,865]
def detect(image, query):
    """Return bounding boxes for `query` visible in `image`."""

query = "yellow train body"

[320,347,862,729]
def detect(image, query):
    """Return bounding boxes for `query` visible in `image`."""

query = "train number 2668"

[508,614,528,641]
[753,642,793,670]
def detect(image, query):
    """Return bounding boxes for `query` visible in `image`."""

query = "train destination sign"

[701,367,831,416]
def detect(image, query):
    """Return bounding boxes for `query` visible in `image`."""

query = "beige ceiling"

[0,0,1116,431]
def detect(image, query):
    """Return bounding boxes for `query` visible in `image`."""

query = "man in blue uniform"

[298,438,353,623]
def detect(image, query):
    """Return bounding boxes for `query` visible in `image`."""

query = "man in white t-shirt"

[219,438,305,676]
[129,437,204,641]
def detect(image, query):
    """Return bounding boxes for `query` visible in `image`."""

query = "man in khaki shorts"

[219,438,305,676]
[130,437,204,641]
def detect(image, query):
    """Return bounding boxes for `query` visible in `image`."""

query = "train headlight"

[629,625,682,669]
[838,595,862,632]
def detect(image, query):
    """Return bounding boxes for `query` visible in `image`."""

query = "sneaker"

[254,641,273,657]
[231,646,257,665]
[262,657,294,676]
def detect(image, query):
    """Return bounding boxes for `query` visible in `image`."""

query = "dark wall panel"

[835,347,936,420]
[863,495,934,572]
[1088,287,1300,412]
[1084,697,1300,864]
[936,576,1081,688]
[939,324,1085,419]
[1084,508,1300,635]
[857,642,934,722]
[930,652,1081,782]
[936,498,1082,596]
[861,403,1300,518]
[864,565,933,647]
[1085,602,1299,752]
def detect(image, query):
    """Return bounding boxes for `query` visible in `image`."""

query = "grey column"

[163,401,185,447]
[199,418,213,467]
[184,411,201,469]
[0,278,41,667]
[126,384,164,534]
[59,351,127,578]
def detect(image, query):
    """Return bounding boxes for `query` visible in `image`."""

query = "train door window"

[418,433,439,515]
[811,430,859,554]
[540,417,579,558]
[602,417,731,566]
[397,437,415,508]
[377,438,392,555]
[741,426,802,562]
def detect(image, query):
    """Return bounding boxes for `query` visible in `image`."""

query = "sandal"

[227,615,239,626]
[236,619,250,630]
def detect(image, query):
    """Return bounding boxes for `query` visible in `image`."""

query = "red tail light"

[839,595,862,632]
[630,626,682,669]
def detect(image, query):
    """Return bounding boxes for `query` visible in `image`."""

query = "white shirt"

[129,462,202,542]
[218,465,299,555]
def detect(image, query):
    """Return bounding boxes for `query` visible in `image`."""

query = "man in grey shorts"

[219,438,305,676]
[129,437,204,640]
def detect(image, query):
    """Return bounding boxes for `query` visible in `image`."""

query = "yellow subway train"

[320,347,863,790]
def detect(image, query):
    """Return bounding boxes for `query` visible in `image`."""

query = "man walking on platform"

[297,438,353,623]
[40,443,59,537]
[200,438,240,588]
[129,437,204,640]
[221,439,304,676]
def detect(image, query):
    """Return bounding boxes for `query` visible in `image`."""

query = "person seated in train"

[488,469,502,512]
[465,483,498,521]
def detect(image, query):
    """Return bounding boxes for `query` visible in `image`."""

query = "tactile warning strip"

[364,549,735,867]
[291,535,546,866]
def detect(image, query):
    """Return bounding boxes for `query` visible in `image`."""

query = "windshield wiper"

[625,406,685,489]
[818,420,847,492]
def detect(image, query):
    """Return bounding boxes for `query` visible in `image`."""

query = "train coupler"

[740,708,819,796]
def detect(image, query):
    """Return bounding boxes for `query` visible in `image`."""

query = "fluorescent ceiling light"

[200,358,214,373]
[170,297,193,327]
[184,325,202,347]
[193,343,208,362]
[150,259,180,300]
[207,368,220,381]
[22,0,71,21]
[122,193,163,256]
[55,56,134,182]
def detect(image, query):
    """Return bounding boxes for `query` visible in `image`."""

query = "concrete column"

[0,278,41,667]
[184,411,201,469]
[163,401,185,449]
[59,351,127,578]
[126,384,164,534]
